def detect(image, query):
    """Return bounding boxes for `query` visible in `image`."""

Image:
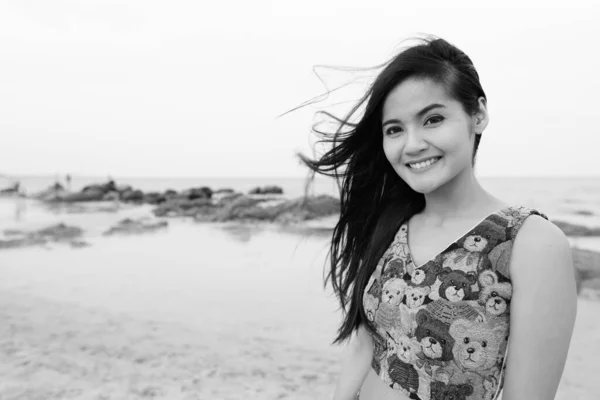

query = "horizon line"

[3,173,600,180]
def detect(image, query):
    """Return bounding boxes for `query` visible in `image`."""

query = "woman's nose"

[404,129,428,153]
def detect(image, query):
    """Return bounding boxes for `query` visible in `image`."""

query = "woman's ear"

[473,97,489,134]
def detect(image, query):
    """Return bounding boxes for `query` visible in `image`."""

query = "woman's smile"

[407,156,443,172]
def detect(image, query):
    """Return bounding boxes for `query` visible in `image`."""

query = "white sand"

[0,217,598,399]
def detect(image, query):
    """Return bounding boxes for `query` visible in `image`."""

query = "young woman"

[300,37,578,400]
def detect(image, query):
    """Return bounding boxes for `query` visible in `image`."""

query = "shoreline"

[2,196,600,299]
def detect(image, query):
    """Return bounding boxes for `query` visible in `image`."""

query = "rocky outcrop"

[103,218,169,236]
[0,223,86,250]
[149,192,340,223]
[248,185,283,195]
[153,198,214,218]
[31,180,214,206]
[190,194,339,223]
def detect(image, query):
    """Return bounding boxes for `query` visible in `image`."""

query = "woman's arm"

[501,215,578,399]
[332,323,374,400]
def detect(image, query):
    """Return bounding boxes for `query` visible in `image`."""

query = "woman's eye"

[385,126,403,136]
[425,115,444,125]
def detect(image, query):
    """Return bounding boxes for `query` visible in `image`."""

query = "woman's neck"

[420,170,504,222]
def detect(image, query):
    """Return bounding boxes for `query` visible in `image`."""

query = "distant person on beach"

[66,174,71,191]
[297,36,577,400]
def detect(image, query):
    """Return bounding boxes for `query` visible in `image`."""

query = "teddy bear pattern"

[362,205,548,400]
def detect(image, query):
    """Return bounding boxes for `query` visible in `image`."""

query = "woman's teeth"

[408,157,441,170]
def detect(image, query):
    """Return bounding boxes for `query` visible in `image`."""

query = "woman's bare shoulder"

[511,214,574,281]
[514,214,570,253]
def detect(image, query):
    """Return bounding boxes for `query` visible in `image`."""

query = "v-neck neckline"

[403,205,515,270]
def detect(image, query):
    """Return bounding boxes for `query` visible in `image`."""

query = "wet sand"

[0,213,599,399]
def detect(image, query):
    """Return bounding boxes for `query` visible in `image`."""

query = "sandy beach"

[1,198,600,399]
[0,219,344,399]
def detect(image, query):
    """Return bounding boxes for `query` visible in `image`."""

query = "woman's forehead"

[382,78,455,119]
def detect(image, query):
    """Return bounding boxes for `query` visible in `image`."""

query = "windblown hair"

[298,35,488,345]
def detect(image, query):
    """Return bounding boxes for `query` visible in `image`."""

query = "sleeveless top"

[362,205,548,400]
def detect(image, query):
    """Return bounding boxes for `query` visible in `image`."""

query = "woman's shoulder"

[509,207,573,275]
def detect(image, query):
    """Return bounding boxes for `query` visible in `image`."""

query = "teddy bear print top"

[362,205,548,400]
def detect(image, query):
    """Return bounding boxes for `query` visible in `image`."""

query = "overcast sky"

[1,0,599,178]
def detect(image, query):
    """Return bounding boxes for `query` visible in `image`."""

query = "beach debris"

[102,217,169,236]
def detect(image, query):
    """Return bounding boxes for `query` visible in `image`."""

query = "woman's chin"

[406,178,443,195]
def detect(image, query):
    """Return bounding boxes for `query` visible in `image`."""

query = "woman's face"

[381,77,485,194]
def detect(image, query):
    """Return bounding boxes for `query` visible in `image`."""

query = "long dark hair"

[298,35,488,345]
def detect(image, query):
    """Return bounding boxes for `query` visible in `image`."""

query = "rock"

[210,195,339,223]
[214,188,235,194]
[215,192,244,207]
[0,186,18,195]
[153,198,213,217]
[121,189,145,203]
[143,192,167,205]
[0,223,84,250]
[60,189,106,202]
[248,185,284,195]
[0,182,21,196]
[35,223,84,240]
[102,191,120,201]
[272,195,340,223]
[181,187,212,200]
[0,236,47,250]
[210,196,270,222]
[103,218,168,236]
[82,180,116,194]
[553,220,600,236]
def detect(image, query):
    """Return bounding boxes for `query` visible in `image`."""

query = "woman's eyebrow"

[382,103,446,127]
